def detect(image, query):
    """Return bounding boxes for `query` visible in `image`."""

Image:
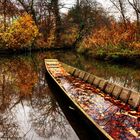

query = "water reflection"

[0,50,140,139]
[38,51,140,92]
[0,56,79,140]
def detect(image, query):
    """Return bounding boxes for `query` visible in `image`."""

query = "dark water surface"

[0,51,140,140]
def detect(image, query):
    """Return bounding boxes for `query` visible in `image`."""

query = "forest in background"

[0,0,139,60]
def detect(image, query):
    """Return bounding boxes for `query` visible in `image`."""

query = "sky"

[60,0,135,20]
[60,0,112,12]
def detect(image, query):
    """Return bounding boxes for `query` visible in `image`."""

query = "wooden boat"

[45,59,140,140]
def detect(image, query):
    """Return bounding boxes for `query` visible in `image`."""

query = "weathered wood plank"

[128,91,140,108]
[79,71,86,79]
[119,88,131,102]
[104,83,115,94]
[74,69,81,77]
[98,79,107,90]
[93,77,101,87]
[83,72,90,81]
[112,85,122,99]
[87,74,96,84]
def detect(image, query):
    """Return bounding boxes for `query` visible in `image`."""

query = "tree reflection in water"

[30,87,70,139]
[35,51,140,92]
[0,56,79,140]
[50,51,140,92]
[0,110,19,139]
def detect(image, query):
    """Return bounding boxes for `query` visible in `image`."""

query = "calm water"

[0,51,140,140]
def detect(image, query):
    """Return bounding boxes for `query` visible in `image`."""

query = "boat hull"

[45,59,140,140]
[45,66,111,140]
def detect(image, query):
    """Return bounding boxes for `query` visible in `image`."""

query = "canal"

[0,51,140,140]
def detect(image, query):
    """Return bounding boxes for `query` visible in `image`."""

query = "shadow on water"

[0,50,140,139]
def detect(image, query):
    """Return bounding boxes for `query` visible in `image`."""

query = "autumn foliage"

[60,25,79,46]
[0,13,39,49]
[78,21,140,56]
[78,22,140,57]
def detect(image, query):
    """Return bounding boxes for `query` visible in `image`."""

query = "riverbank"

[1,47,140,68]
[77,47,140,67]
[0,45,74,55]
[1,50,140,92]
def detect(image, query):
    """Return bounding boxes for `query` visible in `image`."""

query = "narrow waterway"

[0,51,140,140]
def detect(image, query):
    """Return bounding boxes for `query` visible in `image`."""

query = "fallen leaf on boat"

[128,127,139,137]
[47,63,140,140]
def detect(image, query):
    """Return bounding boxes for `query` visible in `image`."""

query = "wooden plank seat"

[79,70,86,79]
[83,72,90,81]
[93,76,101,87]
[73,69,81,77]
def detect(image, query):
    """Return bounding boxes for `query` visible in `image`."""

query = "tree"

[110,0,128,28]
[16,0,37,25]
[77,0,80,6]
[1,14,39,49]
[51,0,61,47]
[0,0,18,31]
[127,0,140,33]
[15,0,62,47]
[65,0,110,46]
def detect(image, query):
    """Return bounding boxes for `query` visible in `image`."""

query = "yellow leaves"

[0,13,39,49]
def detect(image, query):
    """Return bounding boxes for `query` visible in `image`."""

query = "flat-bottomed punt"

[45,59,140,140]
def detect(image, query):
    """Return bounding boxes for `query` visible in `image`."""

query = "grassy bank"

[77,46,140,65]
[76,22,140,65]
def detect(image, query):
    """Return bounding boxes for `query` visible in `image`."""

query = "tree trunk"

[77,0,80,6]
[127,0,140,39]
[51,0,61,47]
[110,0,127,29]
[30,9,37,25]
[136,11,140,40]
[17,0,38,26]
[118,0,127,29]
[3,0,7,31]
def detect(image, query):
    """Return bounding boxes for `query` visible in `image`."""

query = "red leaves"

[48,63,139,140]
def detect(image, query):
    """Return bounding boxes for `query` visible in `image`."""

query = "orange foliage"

[16,62,37,95]
[79,22,139,52]
[35,28,55,48]
[0,13,39,49]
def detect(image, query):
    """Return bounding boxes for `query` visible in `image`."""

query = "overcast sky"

[60,0,135,20]
[60,0,112,12]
